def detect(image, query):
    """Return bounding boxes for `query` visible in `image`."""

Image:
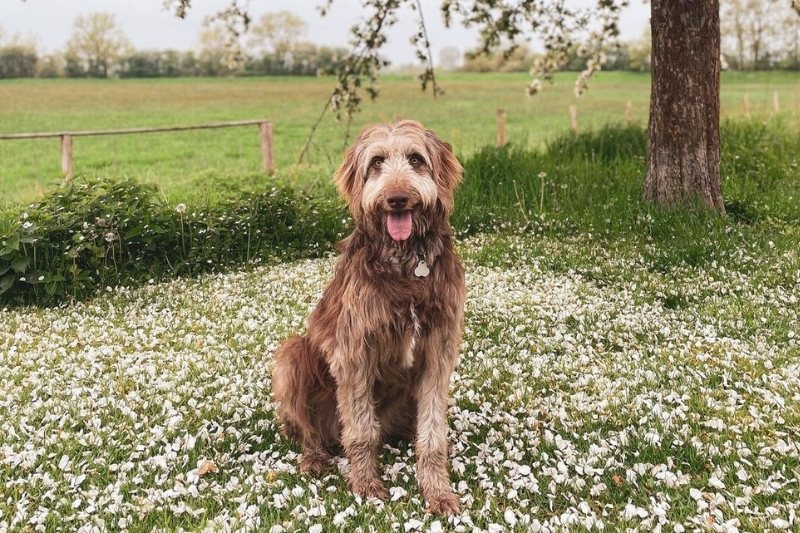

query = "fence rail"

[0,118,274,181]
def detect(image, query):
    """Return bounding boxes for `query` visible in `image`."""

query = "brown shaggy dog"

[272,120,465,515]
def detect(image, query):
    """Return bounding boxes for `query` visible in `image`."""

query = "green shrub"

[454,125,646,234]
[0,180,348,305]
[455,121,800,235]
[3,121,797,306]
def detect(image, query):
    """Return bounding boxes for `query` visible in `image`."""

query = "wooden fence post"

[1,119,274,179]
[496,109,506,146]
[773,91,780,114]
[625,100,633,126]
[259,121,274,175]
[743,94,751,118]
[569,104,579,133]
[61,134,73,182]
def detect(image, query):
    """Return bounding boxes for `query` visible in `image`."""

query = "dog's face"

[334,120,462,241]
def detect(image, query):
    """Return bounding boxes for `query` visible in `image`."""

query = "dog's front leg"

[415,332,461,515]
[330,336,388,500]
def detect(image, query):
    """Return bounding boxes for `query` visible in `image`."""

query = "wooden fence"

[493,91,794,146]
[0,119,274,181]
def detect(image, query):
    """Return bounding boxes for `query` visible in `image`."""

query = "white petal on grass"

[504,509,517,526]
[1,233,799,531]
[404,518,423,531]
[771,518,791,530]
[389,486,407,501]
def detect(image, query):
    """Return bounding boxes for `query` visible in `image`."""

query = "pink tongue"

[387,211,413,241]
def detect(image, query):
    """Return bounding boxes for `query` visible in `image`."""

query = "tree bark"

[645,0,725,212]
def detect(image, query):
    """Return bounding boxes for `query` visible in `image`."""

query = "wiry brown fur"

[272,121,465,514]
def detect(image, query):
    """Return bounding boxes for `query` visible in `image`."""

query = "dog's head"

[333,120,462,242]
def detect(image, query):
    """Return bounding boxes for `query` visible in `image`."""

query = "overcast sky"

[1,0,651,64]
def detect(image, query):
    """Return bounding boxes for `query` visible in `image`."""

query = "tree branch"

[413,0,442,97]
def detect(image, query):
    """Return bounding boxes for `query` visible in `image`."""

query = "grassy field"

[2,72,800,531]
[1,71,799,206]
[2,229,799,531]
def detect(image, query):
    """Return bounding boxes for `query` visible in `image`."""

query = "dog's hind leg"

[273,335,338,476]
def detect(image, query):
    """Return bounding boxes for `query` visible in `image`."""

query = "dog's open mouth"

[387,211,413,241]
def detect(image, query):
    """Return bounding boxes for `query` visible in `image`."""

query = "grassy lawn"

[1,71,800,530]
[1,228,799,531]
[1,127,799,532]
[1,71,799,207]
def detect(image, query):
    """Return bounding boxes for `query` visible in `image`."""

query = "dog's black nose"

[387,194,409,210]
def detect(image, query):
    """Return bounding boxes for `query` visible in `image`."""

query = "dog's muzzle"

[385,191,413,241]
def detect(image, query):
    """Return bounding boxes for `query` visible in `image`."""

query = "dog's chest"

[401,305,421,368]
[380,244,429,279]
[381,304,422,371]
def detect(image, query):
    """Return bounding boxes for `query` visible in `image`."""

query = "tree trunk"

[736,21,745,69]
[753,23,763,69]
[645,0,725,212]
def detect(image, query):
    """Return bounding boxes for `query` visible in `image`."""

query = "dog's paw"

[299,453,330,476]
[349,475,389,500]
[426,492,461,516]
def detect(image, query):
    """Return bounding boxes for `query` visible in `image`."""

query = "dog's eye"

[408,153,424,166]
[370,156,385,170]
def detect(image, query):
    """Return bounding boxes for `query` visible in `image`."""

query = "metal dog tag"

[414,260,430,278]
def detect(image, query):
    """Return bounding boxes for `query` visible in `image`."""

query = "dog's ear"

[333,145,361,215]
[425,130,463,214]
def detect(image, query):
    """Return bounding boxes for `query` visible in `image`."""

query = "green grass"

[2,72,800,530]
[3,117,798,306]
[4,228,798,531]
[456,119,800,279]
[1,71,799,206]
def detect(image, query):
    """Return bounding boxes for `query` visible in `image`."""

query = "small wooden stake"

[743,94,751,118]
[61,134,73,182]
[259,121,274,175]
[496,109,507,146]
[624,100,633,126]
[569,104,579,133]
[773,91,780,113]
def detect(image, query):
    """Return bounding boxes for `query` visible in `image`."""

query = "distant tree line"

[454,0,799,74]
[458,17,799,73]
[457,35,653,74]
[721,0,800,70]
[1,3,798,79]
[0,11,348,79]
[115,44,348,78]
